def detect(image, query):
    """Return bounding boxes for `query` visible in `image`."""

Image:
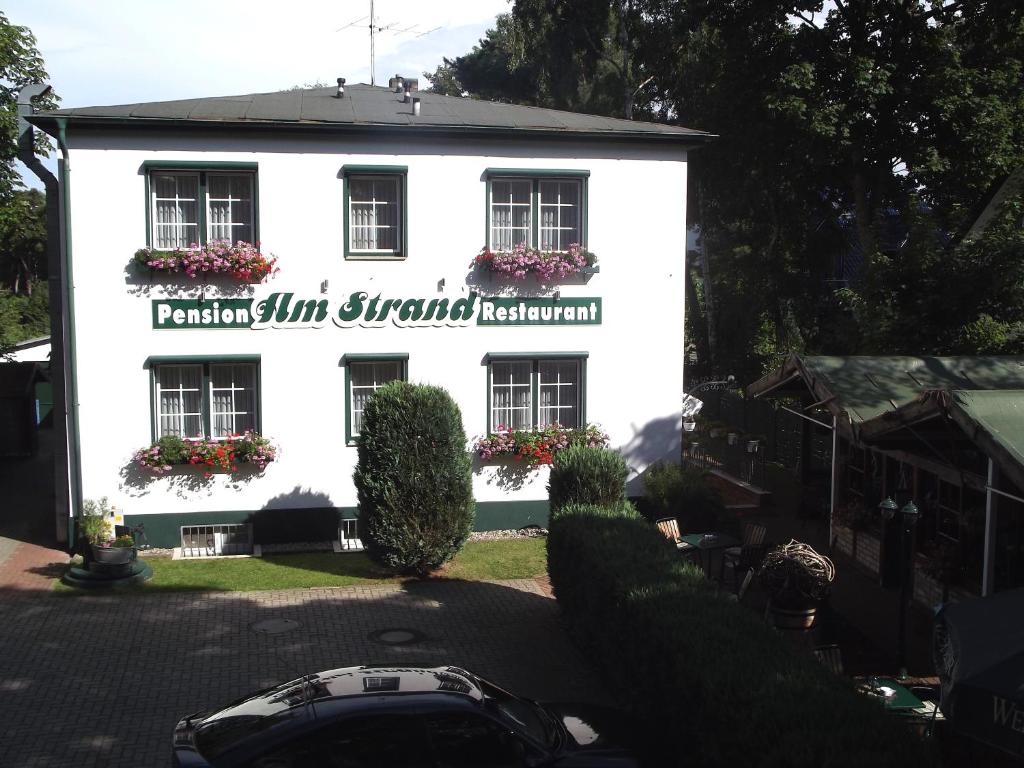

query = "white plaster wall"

[65,132,686,519]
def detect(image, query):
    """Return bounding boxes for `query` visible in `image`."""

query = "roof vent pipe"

[335,78,346,98]
[403,85,411,103]
[412,97,421,116]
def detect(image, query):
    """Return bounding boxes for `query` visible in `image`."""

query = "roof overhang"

[26,114,717,148]
[746,354,851,435]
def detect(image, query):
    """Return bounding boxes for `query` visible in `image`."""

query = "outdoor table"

[678,532,741,576]
[856,677,924,712]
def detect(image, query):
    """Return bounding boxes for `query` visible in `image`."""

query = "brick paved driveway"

[0,578,609,767]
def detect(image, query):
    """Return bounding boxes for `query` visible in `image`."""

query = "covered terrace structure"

[748,355,1024,603]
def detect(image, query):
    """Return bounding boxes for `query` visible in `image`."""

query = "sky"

[9,0,511,185]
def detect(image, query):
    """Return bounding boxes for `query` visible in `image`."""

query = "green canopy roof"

[748,355,1024,425]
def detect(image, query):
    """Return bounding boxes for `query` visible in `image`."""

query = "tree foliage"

[0,13,55,355]
[431,1,1024,378]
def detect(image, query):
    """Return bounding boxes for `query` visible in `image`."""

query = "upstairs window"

[342,165,408,258]
[485,169,588,251]
[145,163,257,249]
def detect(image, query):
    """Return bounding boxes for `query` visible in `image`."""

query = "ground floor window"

[343,354,408,442]
[151,358,260,440]
[486,354,586,432]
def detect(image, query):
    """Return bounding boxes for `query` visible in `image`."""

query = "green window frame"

[146,355,261,442]
[142,161,259,249]
[484,352,588,432]
[342,353,409,444]
[483,169,590,251]
[341,165,409,259]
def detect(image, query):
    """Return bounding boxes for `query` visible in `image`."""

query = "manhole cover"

[369,628,424,646]
[252,618,300,635]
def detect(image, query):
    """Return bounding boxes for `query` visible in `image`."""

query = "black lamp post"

[896,500,919,680]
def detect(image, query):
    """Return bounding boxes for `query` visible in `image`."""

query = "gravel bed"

[136,529,546,559]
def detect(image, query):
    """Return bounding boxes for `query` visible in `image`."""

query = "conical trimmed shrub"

[354,381,475,574]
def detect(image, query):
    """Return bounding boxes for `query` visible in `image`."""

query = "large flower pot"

[90,544,136,566]
[769,603,818,630]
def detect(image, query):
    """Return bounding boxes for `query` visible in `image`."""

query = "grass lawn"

[55,538,547,594]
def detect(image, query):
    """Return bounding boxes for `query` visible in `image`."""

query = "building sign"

[152,292,602,330]
[153,299,252,329]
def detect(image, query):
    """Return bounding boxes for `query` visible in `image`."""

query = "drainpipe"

[17,85,80,548]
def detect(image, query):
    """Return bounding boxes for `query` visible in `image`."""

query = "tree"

[0,11,58,200]
[432,2,1024,375]
[353,381,475,575]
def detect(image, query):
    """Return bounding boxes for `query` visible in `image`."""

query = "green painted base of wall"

[124,500,551,549]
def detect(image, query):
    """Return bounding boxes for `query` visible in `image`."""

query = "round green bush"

[548,445,628,512]
[354,381,475,575]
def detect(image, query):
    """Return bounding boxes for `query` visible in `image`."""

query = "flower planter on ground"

[133,240,277,282]
[470,243,597,282]
[90,543,136,566]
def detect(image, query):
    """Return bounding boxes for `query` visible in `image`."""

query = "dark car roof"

[200,666,483,725]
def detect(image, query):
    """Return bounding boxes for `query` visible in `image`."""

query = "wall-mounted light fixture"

[321,280,329,294]
[437,278,445,292]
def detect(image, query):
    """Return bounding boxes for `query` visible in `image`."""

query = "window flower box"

[132,431,278,476]
[133,240,277,282]
[473,423,609,468]
[470,243,597,282]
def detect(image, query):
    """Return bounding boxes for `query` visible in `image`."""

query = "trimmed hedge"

[354,381,474,574]
[547,503,933,767]
[547,445,628,511]
[640,462,725,532]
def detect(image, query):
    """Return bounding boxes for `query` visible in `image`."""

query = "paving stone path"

[0,576,609,767]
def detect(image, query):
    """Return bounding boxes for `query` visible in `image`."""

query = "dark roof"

[854,389,1024,493]
[748,354,1024,427]
[29,83,713,145]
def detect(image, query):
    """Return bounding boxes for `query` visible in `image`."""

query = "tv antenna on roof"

[336,1,441,86]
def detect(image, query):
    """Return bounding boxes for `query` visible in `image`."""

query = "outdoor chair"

[907,685,944,738]
[812,644,844,676]
[656,517,696,555]
[719,522,767,586]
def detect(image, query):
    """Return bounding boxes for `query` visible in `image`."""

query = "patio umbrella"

[935,588,1024,758]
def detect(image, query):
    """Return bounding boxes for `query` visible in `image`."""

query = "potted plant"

[759,539,835,629]
[79,497,136,566]
[745,434,765,453]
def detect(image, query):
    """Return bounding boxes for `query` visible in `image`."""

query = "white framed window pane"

[207,174,254,244]
[156,364,203,438]
[152,174,200,249]
[539,360,580,428]
[209,363,257,438]
[350,360,404,435]
[490,361,532,431]
[490,179,532,250]
[539,180,581,251]
[349,177,400,252]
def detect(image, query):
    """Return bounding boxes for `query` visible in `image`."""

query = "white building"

[25,80,710,549]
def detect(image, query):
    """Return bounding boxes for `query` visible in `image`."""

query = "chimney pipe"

[412,97,421,116]
[335,77,346,98]
[403,86,411,103]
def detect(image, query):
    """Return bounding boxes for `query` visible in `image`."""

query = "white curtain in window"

[538,360,579,427]
[350,361,403,434]
[157,365,203,438]
[208,174,254,244]
[539,180,581,251]
[490,180,531,250]
[350,178,399,251]
[153,174,200,249]
[210,364,257,438]
[491,361,532,431]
